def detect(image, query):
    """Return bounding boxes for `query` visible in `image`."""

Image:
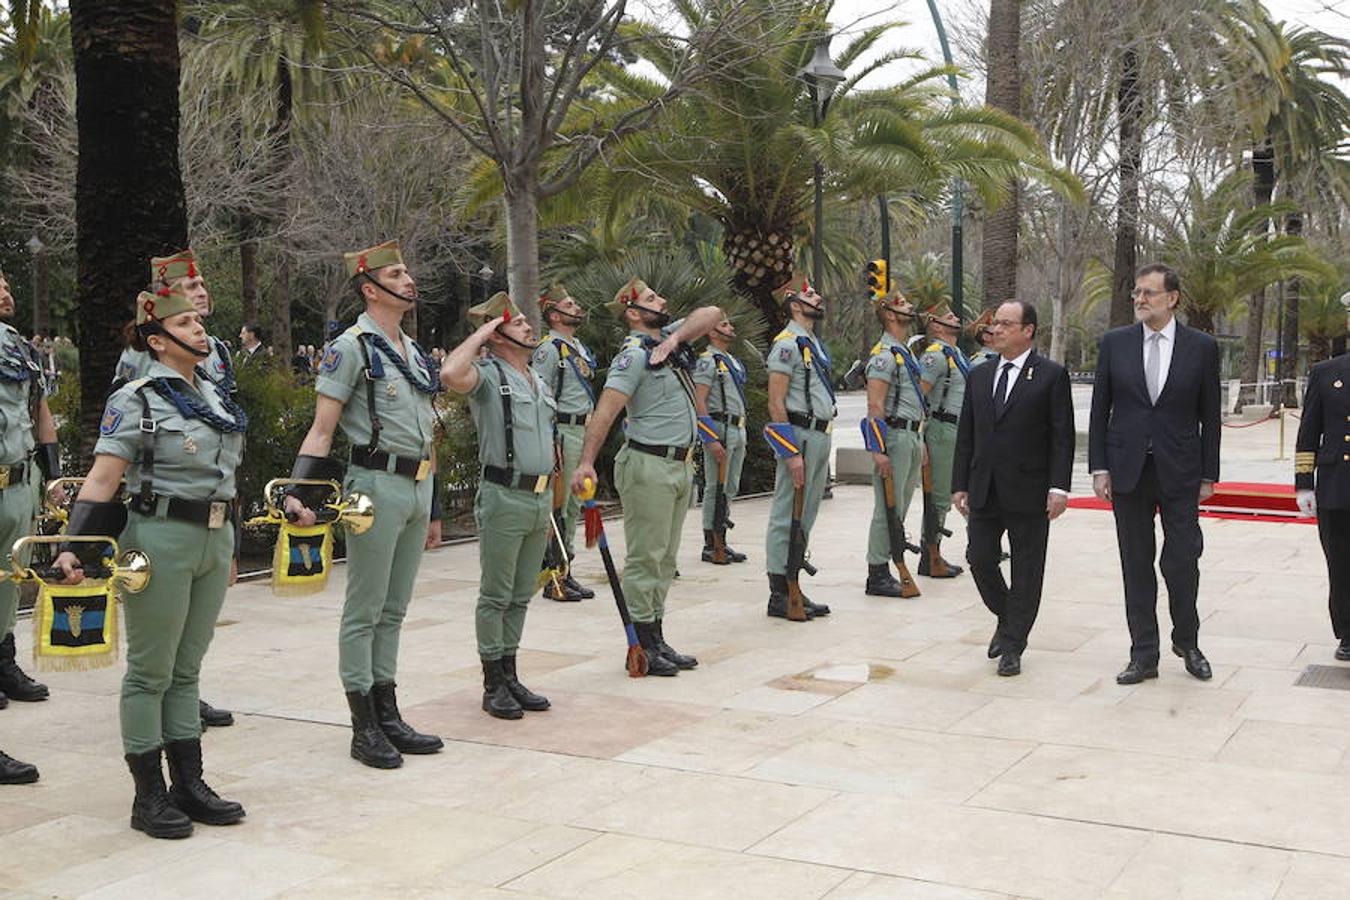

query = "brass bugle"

[5,535,151,594]
[251,478,375,536]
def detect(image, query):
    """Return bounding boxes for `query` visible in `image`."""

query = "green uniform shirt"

[469,357,556,476]
[919,338,968,417]
[115,336,234,390]
[0,321,43,464]
[766,320,835,420]
[315,312,437,458]
[865,330,926,422]
[604,327,698,447]
[692,347,747,419]
[96,361,245,500]
[530,330,597,417]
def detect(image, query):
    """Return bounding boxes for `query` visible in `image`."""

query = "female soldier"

[56,283,247,839]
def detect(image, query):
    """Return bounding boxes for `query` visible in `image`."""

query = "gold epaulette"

[621,335,643,350]
[1295,451,1316,475]
[773,329,794,343]
[126,377,149,391]
[699,348,713,358]
[926,342,942,353]
[869,341,883,356]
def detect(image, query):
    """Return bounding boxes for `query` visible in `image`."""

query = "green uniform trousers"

[766,429,831,575]
[700,425,746,531]
[0,472,37,641]
[474,481,551,659]
[557,423,584,558]
[120,512,233,754]
[339,467,433,693]
[613,445,692,623]
[866,428,923,565]
[924,419,957,539]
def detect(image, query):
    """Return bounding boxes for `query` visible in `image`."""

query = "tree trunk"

[71,0,187,464]
[1279,210,1303,408]
[239,226,259,324]
[263,56,294,360]
[723,226,795,332]
[1110,46,1141,329]
[1188,306,1215,336]
[503,177,542,323]
[981,0,1021,309]
[1239,137,1276,408]
[1049,196,1072,362]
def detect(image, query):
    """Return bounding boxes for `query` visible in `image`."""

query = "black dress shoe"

[987,634,1004,659]
[543,579,584,602]
[864,564,902,598]
[199,700,234,728]
[1173,645,1212,680]
[1115,661,1159,685]
[1336,641,1350,662]
[997,652,1021,677]
[563,574,595,600]
[0,749,38,784]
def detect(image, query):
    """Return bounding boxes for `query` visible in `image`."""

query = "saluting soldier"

[570,278,722,676]
[693,315,749,564]
[56,283,247,839]
[917,302,968,578]
[0,267,60,786]
[763,277,834,619]
[860,291,927,598]
[529,284,597,602]
[968,308,998,365]
[442,292,554,719]
[285,240,442,769]
[1295,310,1350,662]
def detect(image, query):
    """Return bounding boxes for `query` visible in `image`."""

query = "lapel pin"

[1025,366,1034,381]
[1335,379,1344,389]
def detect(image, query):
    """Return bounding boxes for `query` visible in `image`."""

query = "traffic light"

[866,259,888,299]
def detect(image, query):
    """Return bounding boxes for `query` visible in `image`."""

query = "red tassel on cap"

[502,308,512,323]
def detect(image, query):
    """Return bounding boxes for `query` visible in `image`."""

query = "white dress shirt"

[992,348,1032,402]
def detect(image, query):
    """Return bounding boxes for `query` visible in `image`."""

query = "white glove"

[1296,489,1317,518]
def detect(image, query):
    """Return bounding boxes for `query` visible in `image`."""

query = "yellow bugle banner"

[5,535,151,673]
[246,478,374,597]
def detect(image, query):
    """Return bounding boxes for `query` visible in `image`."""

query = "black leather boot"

[371,682,444,753]
[501,656,551,711]
[0,749,37,784]
[125,748,193,839]
[917,543,964,578]
[199,700,234,728]
[0,688,7,710]
[543,577,584,601]
[766,574,812,620]
[563,574,595,599]
[0,633,48,702]
[865,563,903,598]
[344,690,403,769]
[653,619,697,669]
[701,529,731,565]
[482,659,525,719]
[633,622,679,676]
[165,739,245,825]
[722,533,748,564]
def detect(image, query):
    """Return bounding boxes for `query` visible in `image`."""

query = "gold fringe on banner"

[32,582,119,672]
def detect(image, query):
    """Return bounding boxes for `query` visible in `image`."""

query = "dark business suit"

[1295,353,1350,642]
[1088,321,1220,665]
[954,351,1074,653]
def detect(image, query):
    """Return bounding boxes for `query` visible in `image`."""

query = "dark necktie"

[994,361,1013,416]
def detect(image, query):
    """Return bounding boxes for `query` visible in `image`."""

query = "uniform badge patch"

[182,435,198,455]
[213,358,227,375]
[319,347,341,373]
[614,354,632,371]
[778,347,793,362]
[532,348,549,365]
[99,406,123,435]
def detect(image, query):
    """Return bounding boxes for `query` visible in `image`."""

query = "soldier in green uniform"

[285,240,443,769]
[967,308,998,365]
[570,277,722,676]
[693,315,749,564]
[917,303,968,578]
[0,267,59,786]
[763,277,834,619]
[55,283,246,838]
[443,292,555,718]
[529,284,596,602]
[859,290,928,598]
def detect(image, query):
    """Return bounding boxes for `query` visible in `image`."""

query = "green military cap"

[136,282,195,326]
[926,301,960,327]
[539,283,572,310]
[607,276,650,319]
[150,249,200,285]
[466,290,523,325]
[771,274,813,305]
[344,240,403,278]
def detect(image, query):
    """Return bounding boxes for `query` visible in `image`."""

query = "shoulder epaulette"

[926,342,941,353]
[126,377,150,391]
[621,335,643,350]
[772,329,794,343]
[869,341,884,356]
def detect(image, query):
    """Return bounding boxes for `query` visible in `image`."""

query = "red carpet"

[1067,482,1315,524]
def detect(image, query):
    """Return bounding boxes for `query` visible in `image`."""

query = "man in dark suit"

[1089,263,1221,685]
[1295,302,1350,661]
[953,300,1074,677]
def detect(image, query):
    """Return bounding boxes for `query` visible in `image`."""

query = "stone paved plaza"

[2,414,1348,899]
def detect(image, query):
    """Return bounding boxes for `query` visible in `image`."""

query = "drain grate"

[1294,665,1350,690]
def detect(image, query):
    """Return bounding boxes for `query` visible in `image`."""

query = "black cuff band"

[36,443,61,482]
[63,500,128,564]
[289,455,345,508]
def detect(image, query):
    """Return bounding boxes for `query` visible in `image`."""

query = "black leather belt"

[787,412,833,433]
[627,441,695,461]
[481,465,551,493]
[133,494,233,529]
[556,413,589,426]
[351,448,432,481]
[716,415,747,429]
[885,416,923,432]
[0,461,26,490]
[931,410,959,425]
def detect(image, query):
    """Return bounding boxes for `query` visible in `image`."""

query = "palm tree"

[982,0,1021,307]
[1300,271,1349,365]
[1154,169,1329,336]
[605,0,1077,329]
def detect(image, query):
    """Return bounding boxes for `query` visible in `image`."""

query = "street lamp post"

[923,0,965,328]
[25,234,48,337]
[797,35,846,296]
